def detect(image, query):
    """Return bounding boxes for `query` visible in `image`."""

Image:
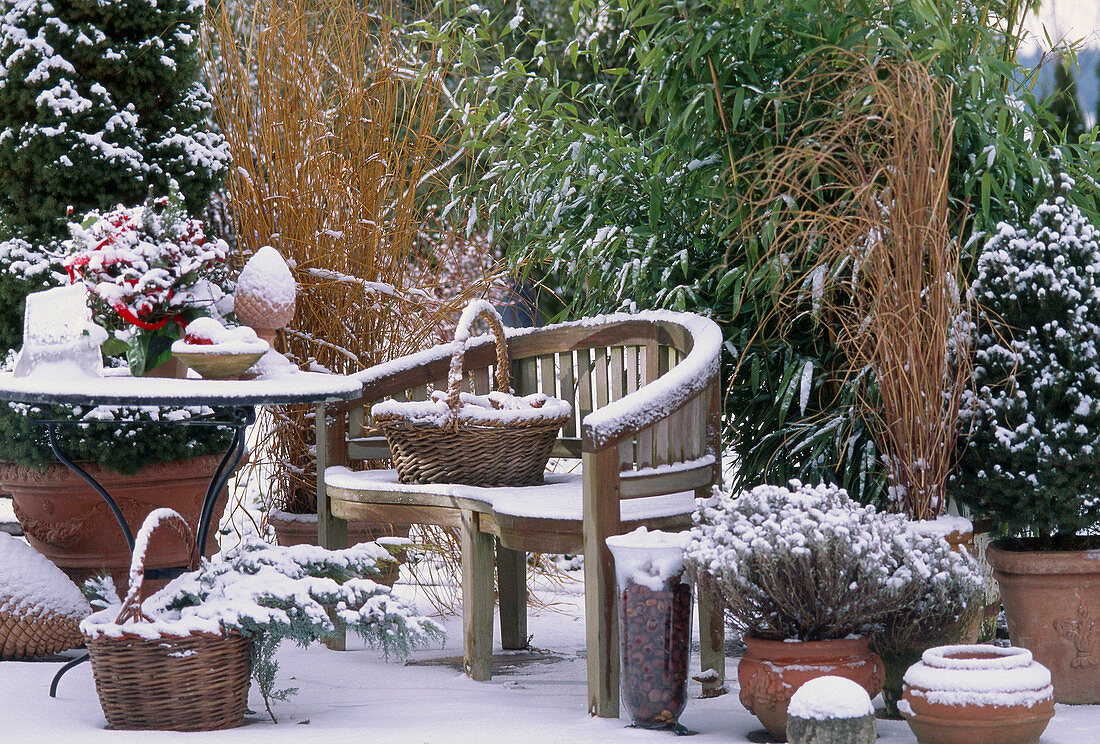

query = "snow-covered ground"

[3,572,1098,744]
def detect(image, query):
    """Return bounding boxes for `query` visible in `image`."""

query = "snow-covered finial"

[234,246,296,346]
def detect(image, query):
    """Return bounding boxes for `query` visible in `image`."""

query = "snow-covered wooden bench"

[315,311,725,717]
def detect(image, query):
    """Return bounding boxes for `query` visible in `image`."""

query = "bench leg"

[583,448,621,718]
[698,579,727,697]
[461,510,494,681]
[496,542,528,650]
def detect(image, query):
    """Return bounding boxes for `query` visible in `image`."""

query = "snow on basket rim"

[787,675,874,721]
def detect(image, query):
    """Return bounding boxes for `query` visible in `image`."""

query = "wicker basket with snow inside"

[371,301,571,486]
[900,644,1054,744]
[785,675,876,744]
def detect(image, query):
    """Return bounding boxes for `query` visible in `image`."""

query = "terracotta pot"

[900,644,1054,744]
[987,538,1100,703]
[1,453,233,593]
[737,635,884,742]
[267,508,408,587]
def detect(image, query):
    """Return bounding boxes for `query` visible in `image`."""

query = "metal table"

[0,369,361,563]
[0,368,362,694]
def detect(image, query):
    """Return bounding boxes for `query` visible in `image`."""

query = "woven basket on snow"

[0,532,88,659]
[82,511,250,731]
[372,303,571,487]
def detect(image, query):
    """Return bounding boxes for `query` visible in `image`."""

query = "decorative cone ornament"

[234,246,296,346]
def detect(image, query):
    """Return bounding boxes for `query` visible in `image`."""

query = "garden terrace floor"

[3,574,1097,743]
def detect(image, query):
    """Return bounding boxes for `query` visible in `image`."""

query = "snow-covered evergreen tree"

[0,0,228,353]
[0,0,230,471]
[954,185,1100,541]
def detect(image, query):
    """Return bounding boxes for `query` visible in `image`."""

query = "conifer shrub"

[954,185,1100,544]
[0,0,230,471]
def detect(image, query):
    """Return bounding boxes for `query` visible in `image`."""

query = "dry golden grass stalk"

[203,0,489,516]
[742,56,972,521]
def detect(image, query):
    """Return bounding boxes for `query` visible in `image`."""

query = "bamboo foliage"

[741,57,972,521]
[203,0,476,514]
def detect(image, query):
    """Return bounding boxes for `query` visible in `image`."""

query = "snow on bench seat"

[324,466,698,522]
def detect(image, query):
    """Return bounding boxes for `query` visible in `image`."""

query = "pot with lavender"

[606,527,693,733]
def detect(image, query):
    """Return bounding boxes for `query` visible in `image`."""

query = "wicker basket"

[82,510,251,731]
[372,302,571,486]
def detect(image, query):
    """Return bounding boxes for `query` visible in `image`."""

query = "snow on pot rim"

[903,644,1053,708]
[787,675,874,721]
[606,526,690,590]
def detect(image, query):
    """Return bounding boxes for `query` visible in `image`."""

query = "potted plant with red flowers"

[64,190,231,377]
[0,0,235,590]
[3,193,239,591]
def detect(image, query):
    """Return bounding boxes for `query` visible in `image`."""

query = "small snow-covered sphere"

[0,532,90,658]
[234,246,296,344]
[786,675,876,744]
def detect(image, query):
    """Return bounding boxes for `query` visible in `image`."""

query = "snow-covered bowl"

[786,675,875,744]
[900,644,1055,744]
[171,318,269,379]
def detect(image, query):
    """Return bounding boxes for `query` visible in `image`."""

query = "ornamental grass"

[735,56,972,520]
[202,0,496,523]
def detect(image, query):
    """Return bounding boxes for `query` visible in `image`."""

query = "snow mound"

[0,533,90,619]
[788,675,874,721]
[237,246,296,307]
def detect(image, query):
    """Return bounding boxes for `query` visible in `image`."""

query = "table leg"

[45,422,135,550]
[195,406,253,557]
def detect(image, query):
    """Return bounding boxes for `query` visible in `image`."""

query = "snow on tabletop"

[237,246,296,306]
[0,533,89,619]
[324,467,697,522]
[0,367,361,405]
[353,310,721,448]
[605,527,689,591]
[787,675,873,721]
[903,645,1054,709]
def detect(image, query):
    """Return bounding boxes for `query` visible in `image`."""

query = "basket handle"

[445,301,511,416]
[115,508,198,625]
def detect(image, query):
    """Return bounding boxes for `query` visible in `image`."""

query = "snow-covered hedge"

[685,481,982,641]
[954,188,1100,541]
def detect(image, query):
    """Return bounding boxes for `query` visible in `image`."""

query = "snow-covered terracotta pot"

[737,635,884,742]
[1,454,235,594]
[987,538,1100,703]
[900,644,1054,744]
